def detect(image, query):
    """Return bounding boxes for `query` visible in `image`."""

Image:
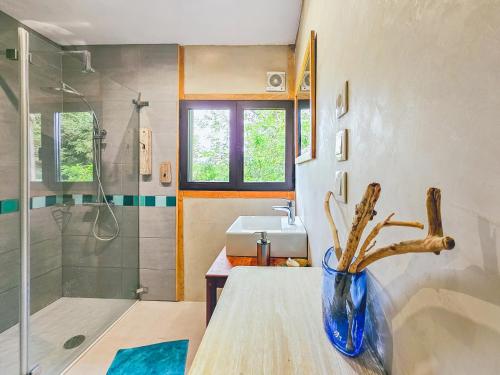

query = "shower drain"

[63,335,86,350]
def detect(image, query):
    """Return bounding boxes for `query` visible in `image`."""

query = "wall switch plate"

[336,81,349,119]
[160,161,172,184]
[335,129,347,161]
[334,171,347,203]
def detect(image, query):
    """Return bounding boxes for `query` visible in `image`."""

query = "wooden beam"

[180,190,295,200]
[287,45,295,100]
[294,30,317,163]
[176,191,185,301]
[176,45,185,300]
[182,93,291,101]
[178,45,185,100]
[310,30,317,160]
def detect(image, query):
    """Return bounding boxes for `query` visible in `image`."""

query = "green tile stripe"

[0,194,176,215]
[0,199,19,215]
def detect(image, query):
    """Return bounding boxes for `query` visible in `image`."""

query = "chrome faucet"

[272,200,296,225]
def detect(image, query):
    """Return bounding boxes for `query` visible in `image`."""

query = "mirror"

[295,31,316,163]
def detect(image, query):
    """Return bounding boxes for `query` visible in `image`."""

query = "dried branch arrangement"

[324,183,455,273]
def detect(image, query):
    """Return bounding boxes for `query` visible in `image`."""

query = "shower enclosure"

[0,12,141,375]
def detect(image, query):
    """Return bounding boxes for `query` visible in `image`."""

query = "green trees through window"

[59,112,94,182]
[188,109,230,182]
[30,113,42,182]
[299,108,311,152]
[244,109,286,182]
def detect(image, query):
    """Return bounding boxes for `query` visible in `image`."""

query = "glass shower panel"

[0,21,140,374]
[25,37,140,374]
[0,13,21,375]
[61,51,140,303]
[27,31,66,375]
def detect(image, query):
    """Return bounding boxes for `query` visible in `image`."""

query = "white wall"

[183,198,286,301]
[184,45,290,94]
[296,1,500,374]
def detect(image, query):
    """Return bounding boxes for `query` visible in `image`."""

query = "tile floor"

[0,297,135,375]
[64,301,206,374]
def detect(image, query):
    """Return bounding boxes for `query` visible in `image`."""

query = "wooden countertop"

[206,247,297,278]
[190,267,385,375]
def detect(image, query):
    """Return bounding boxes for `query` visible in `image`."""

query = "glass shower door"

[0,13,21,375]
[27,31,65,375]
[0,22,140,374]
[26,34,141,374]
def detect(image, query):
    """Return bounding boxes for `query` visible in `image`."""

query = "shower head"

[60,50,95,73]
[80,50,95,74]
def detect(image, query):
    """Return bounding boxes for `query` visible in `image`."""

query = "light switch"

[334,171,347,203]
[336,81,349,119]
[160,161,172,184]
[335,129,347,161]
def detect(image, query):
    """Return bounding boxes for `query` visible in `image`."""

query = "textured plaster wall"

[184,45,290,94]
[295,1,500,373]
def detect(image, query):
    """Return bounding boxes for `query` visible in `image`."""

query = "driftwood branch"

[337,183,381,271]
[348,213,424,273]
[426,187,443,254]
[355,188,455,271]
[324,191,342,260]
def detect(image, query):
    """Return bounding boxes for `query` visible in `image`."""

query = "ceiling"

[0,0,302,46]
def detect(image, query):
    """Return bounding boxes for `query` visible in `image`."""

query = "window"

[180,101,294,191]
[30,113,43,182]
[298,99,311,154]
[56,111,94,182]
[243,108,286,183]
[188,109,230,183]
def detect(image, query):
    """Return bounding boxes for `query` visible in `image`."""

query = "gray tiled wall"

[61,44,178,301]
[0,207,63,333]
[61,205,139,299]
[60,44,142,300]
[136,45,178,301]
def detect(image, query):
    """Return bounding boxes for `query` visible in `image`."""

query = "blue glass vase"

[322,247,367,357]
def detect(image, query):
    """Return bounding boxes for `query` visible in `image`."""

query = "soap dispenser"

[255,231,271,266]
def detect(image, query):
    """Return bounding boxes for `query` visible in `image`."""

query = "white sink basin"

[226,216,307,258]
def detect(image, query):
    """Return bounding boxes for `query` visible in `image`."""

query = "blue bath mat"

[107,339,189,375]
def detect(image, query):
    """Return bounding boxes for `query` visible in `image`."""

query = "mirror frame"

[295,30,316,164]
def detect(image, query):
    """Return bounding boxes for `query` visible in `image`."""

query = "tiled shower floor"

[0,297,135,375]
[64,301,206,374]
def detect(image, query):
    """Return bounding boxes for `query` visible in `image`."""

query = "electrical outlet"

[334,171,347,203]
[335,129,347,161]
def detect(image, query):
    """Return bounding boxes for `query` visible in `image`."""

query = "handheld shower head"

[49,81,84,97]
[43,81,102,136]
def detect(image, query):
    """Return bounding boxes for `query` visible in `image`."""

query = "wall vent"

[266,71,286,92]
